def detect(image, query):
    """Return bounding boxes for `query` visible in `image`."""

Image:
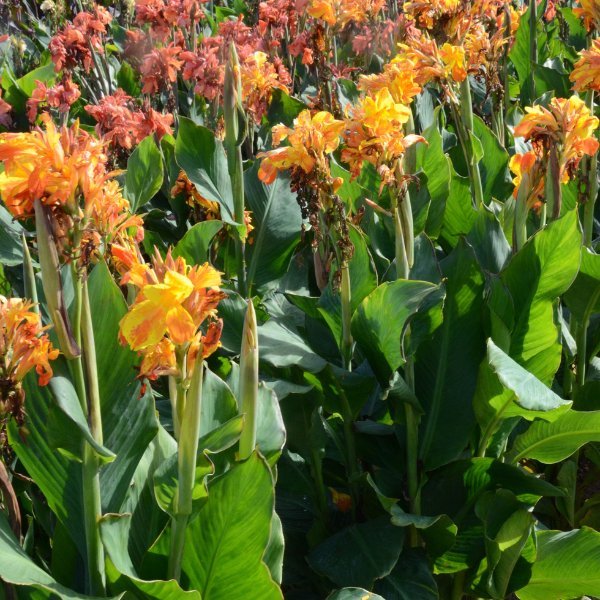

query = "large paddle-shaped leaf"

[351,279,440,385]
[173,220,224,267]
[244,163,303,296]
[564,247,600,326]
[501,210,582,385]
[417,238,487,471]
[507,410,600,464]
[0,512,120,600]
[124,135,164,214]
[516,527,600,600]
[474,340,572,454]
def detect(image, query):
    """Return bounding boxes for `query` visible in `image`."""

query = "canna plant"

[4,1,600,600]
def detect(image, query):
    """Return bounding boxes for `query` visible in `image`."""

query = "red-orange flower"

[140,44,184,94]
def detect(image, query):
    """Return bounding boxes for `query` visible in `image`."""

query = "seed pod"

[34,197,81,359]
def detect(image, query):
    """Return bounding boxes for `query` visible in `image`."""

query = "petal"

[120,300,167,350]
[165,304,196,345]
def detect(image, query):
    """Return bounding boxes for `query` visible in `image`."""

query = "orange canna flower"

[358,60,422,105]
[571,39,600,92]
[257,109,344,183]
[439,43,467,82]
[573,0,600,32]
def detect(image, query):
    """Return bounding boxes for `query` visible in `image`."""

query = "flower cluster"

[571,39,600,93]
[0,297,59,440]
[117,249,225,385]
[49,6,112,73]
[26,75,81,124]
[85,91,174,149]
[513,96,599,181]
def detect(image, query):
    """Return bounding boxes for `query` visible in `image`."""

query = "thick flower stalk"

[514,96,599,223]
[118,249,224,582]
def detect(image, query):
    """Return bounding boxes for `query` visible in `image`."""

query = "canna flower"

[358,59,422,104]
[514,96,599,178]
[438,43,467,83]
[571,39,600,92]
[341,88,426,185]
[118,249,226,384]
[140,44,184,94]
[1,297,59,387]
[403,0,461,29]
[257,109,344,184]
[509,151,545,210]
[26,76,81,123]
[306,0,385,27]
[574,0,600,32]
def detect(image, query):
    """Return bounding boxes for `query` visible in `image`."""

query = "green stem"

[584,89,597,249]
[340,266,353,371]
[451,570,466,600]
[529,0,537,103]
[168,359,204,582]
[404,110,417,176]
[21,234,38,313]
[311,448,330,529]
[232,145,247,298]
[336,381,359,522]
[394,204,410,280]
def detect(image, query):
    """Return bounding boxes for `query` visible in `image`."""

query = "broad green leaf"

[263,512,284,585]
[516,528,600,600]
[307,515,404,589]
[116,61,140,97]
[466,205,511,274]
[88,260,159,514]
[7,373,86,557]
[372,549,438,600]
[351,279,439,385]
[0,512,116,600]
[100,513,199,600]
[439,165,477,250]
[417,238,487,471]
[507,410,600,464]
[327,589,384,600]
[172,220,224,267]
[534,64,571,100]
[0,205,26,266]
[476,489,535,599]
[415,123,451,238]
[390,505,457,559]
[175,117,240,228]
[473,116,512,205]
[474,340,572,452]
[501,210,582,384]
[244,163,303,296]
[179,451,283,599]
[266,88,307,127]
[124,135,164,214]
[122,426,176,571]
[564,248,600,324]
[317,225,378,349]
[153,414,244,520]
[255,383,286,466]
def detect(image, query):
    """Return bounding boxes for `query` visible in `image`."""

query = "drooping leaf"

[564,247,600,325]
[172,220,224,267]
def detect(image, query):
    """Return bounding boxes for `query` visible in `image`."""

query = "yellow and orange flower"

[438,43,467,83]
[358,59,422,105]
[513,96,599,177]
[509,151,545,210]
[0,296,59,387]
[571,39,600,92]
[306,0,385,27]
[118,249,225,383]
[573,0,600,32]
[403,0,461,30]
[257,109,344,184]
[0,113,111,219]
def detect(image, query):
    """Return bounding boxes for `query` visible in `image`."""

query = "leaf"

[306,515,404,589]
[372,549,438,600]
[466,205,512,274]
[327,589,385,600]
[263,512,284,585]
[153,414,244,521]
[476,489,536,599]
[0,512,116,600]
[417,238,487,471]
[507,410,600,464]
[390,505,457,559]
[266,88,307,127]
[564,248,600,324]
[351,279,440,385]
[516,528,600,600]
[474,339,572,451]
[501,210,582,384]
[175,117,240,227]
[178,451,283,599]
[100,513,200,600]
[439,166,477,250]
[316,225,378,349]
[172,221,224,267]
[116,61,140,97]
[244,162,304,296]
[0,205,26,266]
[473,115,513,204]
[124,135,164,214]
[255,382,286,466]
[201,365,239,437]
[415,123,451,239]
